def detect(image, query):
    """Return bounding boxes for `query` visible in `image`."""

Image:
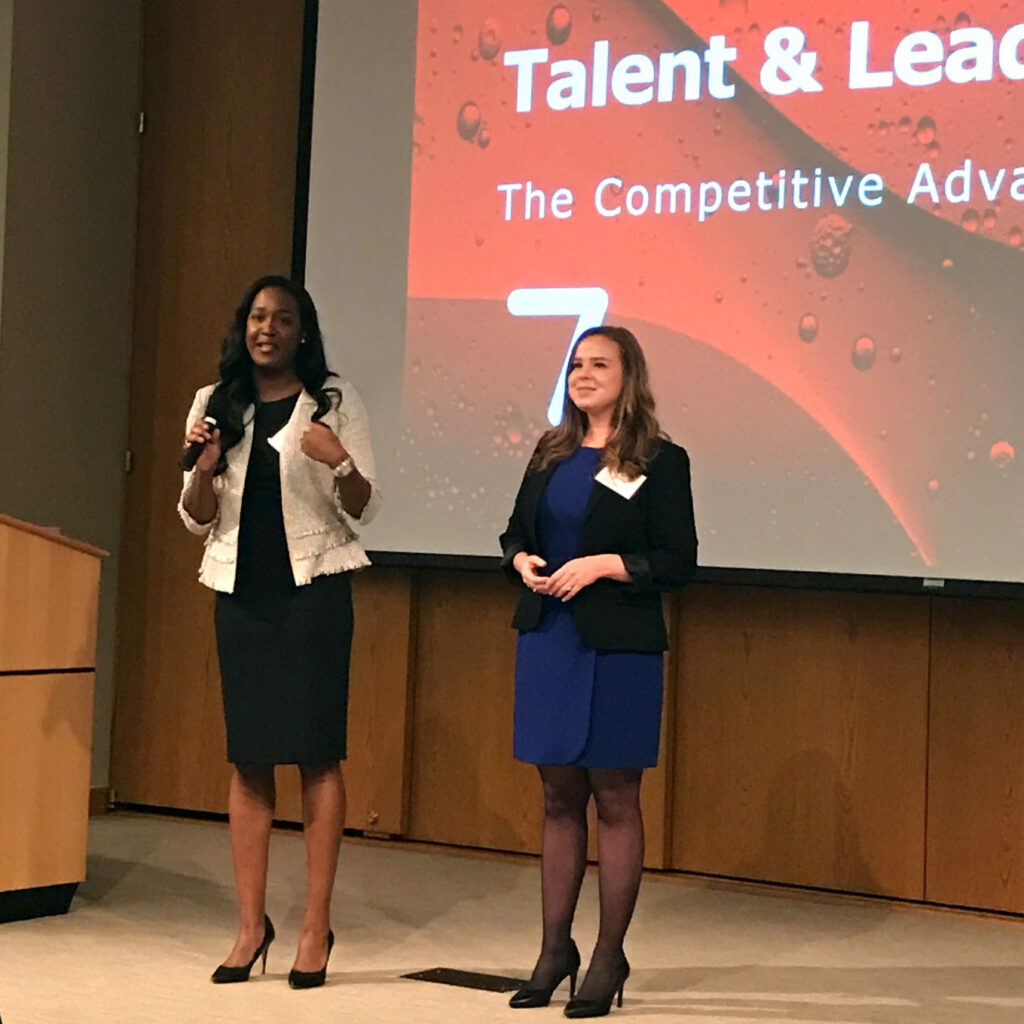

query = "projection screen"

[305,0,1024,585]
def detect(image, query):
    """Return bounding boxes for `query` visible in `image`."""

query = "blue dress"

[514,447,664,769]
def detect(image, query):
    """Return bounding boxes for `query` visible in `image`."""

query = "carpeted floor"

[1,813,1024,1022]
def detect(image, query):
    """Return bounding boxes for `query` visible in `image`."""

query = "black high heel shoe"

[563,955,630,1018]
[288,929,334,989]
[211,915,275,984]
[509,939,581,1009]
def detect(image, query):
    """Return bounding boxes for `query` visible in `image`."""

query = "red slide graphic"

[401,0,1024,580]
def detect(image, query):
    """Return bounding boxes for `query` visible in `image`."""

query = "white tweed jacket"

[178,380,381,592]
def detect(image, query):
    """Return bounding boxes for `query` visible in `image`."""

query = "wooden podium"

[0,514,105,922]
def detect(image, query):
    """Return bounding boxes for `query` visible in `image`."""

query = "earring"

[300,335,307,345]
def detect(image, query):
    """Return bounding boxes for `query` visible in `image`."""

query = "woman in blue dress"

[500,326,697,1018]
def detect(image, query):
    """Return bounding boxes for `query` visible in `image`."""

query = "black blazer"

[499,440,698,652]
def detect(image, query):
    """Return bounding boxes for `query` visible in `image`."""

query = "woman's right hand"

[513,552,549,593]
[185,417,221,473]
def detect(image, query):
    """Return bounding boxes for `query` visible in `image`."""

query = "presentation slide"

[307,1,1024,583]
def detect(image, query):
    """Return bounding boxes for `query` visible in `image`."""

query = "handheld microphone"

[180,417,218,470]
[180,389,227,471]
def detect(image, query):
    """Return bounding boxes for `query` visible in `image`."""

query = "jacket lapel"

[582,461,612,527]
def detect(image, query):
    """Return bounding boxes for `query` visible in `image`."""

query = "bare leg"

[526,764,591,987]
[222,763,275,966]
[577,768,644,1000]
[292,760,345,972]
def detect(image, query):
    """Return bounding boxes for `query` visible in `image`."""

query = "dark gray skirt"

[215,571,353,765]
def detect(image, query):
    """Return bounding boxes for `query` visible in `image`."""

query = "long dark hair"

[211,275,341,472]
[528,325,665,480]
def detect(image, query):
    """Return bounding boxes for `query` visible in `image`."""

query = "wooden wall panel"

[111,0,305,811]
[345,569,416,833]
[636,592,680,870]
[407,571,541,852]
[927,598,1024,912]
[671,584,929,899]
[0,673,95,890]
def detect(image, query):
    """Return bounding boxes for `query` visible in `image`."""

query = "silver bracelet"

[333,455,355,479]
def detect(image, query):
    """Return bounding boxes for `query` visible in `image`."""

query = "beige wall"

[0,0,141,787]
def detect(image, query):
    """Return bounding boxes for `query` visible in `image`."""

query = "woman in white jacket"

[180,275,380,989]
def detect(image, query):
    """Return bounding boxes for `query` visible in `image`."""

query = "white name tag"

[266,426,287,452]
[595,466,647,499]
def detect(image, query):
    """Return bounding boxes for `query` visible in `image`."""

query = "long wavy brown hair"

[527,326,666,480]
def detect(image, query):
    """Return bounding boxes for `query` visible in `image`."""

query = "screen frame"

[292,0,1024,600]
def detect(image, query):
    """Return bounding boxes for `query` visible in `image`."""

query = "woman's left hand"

[301,422,347,467]
[545,556,612,602]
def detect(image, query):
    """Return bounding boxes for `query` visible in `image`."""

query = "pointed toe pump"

[288,929,335,990]
[563,956,630,1018]
[211,915,275,984]
[509,940,581,1009]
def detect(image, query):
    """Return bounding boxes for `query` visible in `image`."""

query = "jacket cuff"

[339,477,382,526]
[621,552,653,592]
[501,543,526,582]
[177,499,216,536]
[178,471,219,536]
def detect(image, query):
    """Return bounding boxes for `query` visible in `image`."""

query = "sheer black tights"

[528,765,643,999]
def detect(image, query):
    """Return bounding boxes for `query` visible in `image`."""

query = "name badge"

[267,426,287,452]
[595,466,647,499]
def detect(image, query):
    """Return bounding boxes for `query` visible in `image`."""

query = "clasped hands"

[514,552,607,603]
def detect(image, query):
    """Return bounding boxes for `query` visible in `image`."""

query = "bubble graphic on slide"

[928,479,940,493]
[477,125,491,148]
[546,6,572,45]
[798,313,818,342]
[810,214,853,278]
[954,11,972,29]
[1009,227,1021,248]
[914,116,937,146]
[960,209,980,232]
[983,209,997,229]
[478,19,501,60]
[851,335,876,371]
[890,346,903,364]
[457,101,482,141]
[990,441,1015,467]
[506,408,525,445]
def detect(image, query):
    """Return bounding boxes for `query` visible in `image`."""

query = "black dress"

[214,393,353,765]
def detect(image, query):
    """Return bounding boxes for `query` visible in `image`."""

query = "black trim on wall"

[0,667,94,677]
[364,553,1024,599]
[290,0,318,283]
